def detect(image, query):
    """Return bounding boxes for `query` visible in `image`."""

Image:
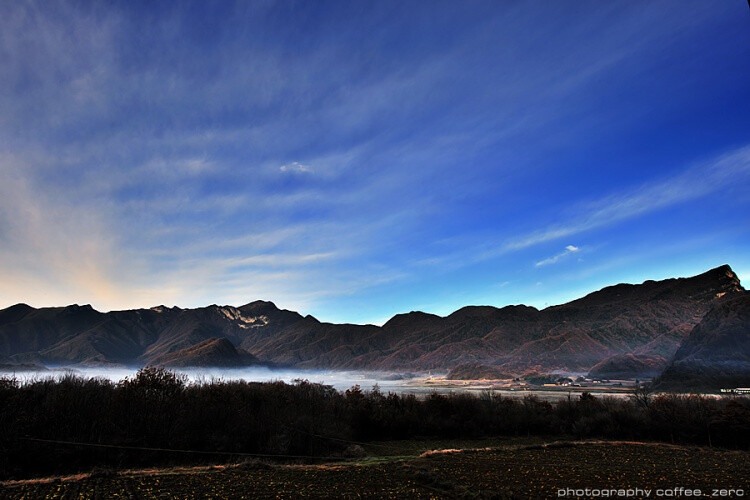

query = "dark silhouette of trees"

[1,368,748,479]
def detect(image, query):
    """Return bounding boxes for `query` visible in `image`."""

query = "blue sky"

[1,1,749,324]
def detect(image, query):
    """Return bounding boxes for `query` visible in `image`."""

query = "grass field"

[2,440,748,499]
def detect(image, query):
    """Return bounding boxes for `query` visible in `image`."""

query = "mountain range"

[0,265,747,385]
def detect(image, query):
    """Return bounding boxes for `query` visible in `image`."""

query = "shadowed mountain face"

[0,265,744,374]
[446,363,514,380]
[151,338,258,368]
[658,292,750,389]
[588,354,669,380]
[0,302,289,367]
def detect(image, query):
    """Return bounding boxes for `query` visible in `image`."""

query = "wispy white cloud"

[226,252,338,268]
[0,1,747,324]
[535,245,580,267]
[279,162,312,173]
[0,144,413,314]
[0,153,130,308]
[504,145,750,253]
[414,144,750,272]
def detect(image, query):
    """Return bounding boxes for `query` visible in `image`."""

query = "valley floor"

[2,439,748,499]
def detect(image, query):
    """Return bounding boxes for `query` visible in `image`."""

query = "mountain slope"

[150,338,259,368]
[658,292,750,390]
[588,354,668,379]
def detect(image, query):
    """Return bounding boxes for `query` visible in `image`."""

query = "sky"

[1,1,749,325]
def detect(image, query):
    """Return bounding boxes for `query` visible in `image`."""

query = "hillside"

[658,292,750,390]
[588,354,668,380]
[0,265,744,374]
[149,338,259,368]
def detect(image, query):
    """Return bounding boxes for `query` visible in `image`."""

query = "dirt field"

[2,440,748,499]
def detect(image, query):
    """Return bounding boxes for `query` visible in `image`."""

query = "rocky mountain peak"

[239,300,279,315]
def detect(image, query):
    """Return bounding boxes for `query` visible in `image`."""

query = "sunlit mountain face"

[0,2,749,327]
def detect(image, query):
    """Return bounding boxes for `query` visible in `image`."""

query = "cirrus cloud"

[535,245,581,268]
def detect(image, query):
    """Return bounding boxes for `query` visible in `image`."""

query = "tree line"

[1,367,748,479]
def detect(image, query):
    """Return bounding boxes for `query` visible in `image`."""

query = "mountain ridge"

[0,265,744,376]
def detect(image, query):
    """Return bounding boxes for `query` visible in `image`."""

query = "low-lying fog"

[0,367,447,393]
[0,366,450,393]
[3,366,431,392]
[0,366,635,400]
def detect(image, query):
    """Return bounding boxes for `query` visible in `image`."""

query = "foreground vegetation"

[3,441,748,498]
[1,368,749,480]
